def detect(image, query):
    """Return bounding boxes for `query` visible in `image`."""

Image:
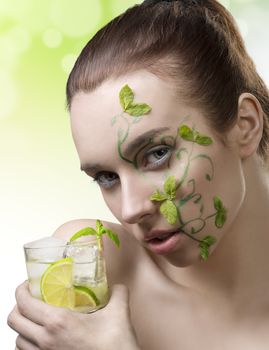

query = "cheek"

[100,190,122,220]
[174,145,245,239]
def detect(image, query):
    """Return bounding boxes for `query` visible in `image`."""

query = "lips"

[144,229,180,241]
[144,229,183,255]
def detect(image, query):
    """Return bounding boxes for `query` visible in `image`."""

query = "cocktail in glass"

[24,236,109,313]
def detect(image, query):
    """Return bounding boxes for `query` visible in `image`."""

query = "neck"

[153,157,269,312]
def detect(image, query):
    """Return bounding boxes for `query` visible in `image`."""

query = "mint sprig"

[69,220,120,249]
[119,85,152,116]
[150,175,179,225]
[199,235,216,261]
[178,125,213,146]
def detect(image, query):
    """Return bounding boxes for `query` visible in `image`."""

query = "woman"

[8,0,269,349]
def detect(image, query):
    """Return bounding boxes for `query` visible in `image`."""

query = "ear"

[235,93,263,160]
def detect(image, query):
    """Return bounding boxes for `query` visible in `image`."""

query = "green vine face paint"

[70,70,246,267]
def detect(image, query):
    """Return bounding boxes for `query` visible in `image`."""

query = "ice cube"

[64,242,98,263]
[24,236,68,262]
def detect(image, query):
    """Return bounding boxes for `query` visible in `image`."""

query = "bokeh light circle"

[50,0,102,38]
[42,28,62,48]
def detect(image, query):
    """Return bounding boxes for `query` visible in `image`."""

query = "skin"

[8,70,269,349]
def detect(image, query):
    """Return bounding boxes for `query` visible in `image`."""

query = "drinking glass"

[24,236,109,313]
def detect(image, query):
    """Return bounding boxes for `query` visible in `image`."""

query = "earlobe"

[236,92,263,160]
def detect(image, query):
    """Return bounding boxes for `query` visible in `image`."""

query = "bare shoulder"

[53,218,141,284]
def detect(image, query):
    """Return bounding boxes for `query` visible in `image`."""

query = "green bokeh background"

[1,0,268,347]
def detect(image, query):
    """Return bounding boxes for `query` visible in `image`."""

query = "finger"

[15,281,61,325]
[8,305,43,345]
[16,335,40,350]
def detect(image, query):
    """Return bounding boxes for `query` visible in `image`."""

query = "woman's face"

[70,70,245,267]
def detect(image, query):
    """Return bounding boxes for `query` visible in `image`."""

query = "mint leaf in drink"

[164,175,176,199]
[160,200,178,225]
[119,84,134,111]
[69,227,97,242]
[213,196,227,228]
[104,228,120,248]
[69,220,120,248]
[150,190,168,201]
[125,103,151,116]
[178,125,194,141]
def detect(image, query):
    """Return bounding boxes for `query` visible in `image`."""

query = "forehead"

[70,70,197,167]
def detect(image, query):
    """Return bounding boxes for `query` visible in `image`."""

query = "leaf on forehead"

[160,200,178,225]
[119,84,134,111]
[194,133,213,146]
[125,103,151,116]
[178,125,195,141]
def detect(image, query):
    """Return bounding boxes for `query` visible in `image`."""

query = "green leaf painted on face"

[215,211,227,228]
[125,103,151,116]
[178,125,213,146]
[213,196,227,228]
[132,116,142,124]
[202,235,217,246]
[164,175,176,199]
[213,196,223,211]
[150,190,168,202]
[119,85,152,117]
[199,235,216,261]
[200,244,209,261]
[178,125,194,141]
[160,200,178,225]
[119,84,134,111]
[194,134,213,145]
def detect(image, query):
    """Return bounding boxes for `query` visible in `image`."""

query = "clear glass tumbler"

[24,236,109,313]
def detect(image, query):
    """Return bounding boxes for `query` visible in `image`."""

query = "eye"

[93,171,119,189]
[144,145,172,170]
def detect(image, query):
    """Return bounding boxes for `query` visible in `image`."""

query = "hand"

[8,281,140,350]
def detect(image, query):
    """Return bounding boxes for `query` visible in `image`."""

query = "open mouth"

[149,231,178,243]
[147,230,182,255]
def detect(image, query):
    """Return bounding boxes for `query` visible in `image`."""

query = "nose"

[120,173,156,224]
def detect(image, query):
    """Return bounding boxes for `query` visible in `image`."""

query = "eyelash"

[92,145,173,189]
[143,145,172,170]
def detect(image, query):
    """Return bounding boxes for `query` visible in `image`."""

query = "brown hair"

[66,0,269,163]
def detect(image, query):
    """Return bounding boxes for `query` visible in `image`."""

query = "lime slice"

[40,257,75,308]
[74,285,100,307]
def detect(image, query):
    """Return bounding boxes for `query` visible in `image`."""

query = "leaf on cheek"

[160,200,178,225]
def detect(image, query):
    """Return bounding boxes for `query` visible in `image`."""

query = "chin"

[162,247,203,268]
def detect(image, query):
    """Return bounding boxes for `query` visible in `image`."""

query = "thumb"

[108,284,130,312]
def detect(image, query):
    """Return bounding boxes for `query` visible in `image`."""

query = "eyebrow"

[80,127,170,173]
